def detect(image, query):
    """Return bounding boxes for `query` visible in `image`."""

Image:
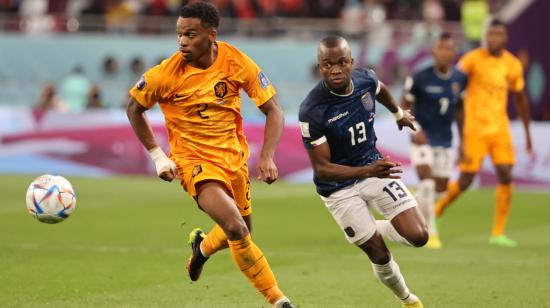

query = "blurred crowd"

[0,0,471,20]
[0,0,506,32]
[33,55,149,114]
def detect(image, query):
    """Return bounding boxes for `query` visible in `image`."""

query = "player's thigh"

[460,134,488,173]
[432,146,454,178]
[321,185,376,245]
[229,163,252,217]
[178,162,235,207]
[489,133,515,167]
[356,178,417,221]
[194,181,247,239]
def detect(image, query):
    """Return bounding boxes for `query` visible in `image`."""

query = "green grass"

[1,175,550,307]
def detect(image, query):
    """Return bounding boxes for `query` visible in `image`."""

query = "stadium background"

[0,0,549,188]
[1,1,550,307]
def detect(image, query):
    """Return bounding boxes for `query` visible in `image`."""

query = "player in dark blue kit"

[401,33,467,249]
[299,36,427,308]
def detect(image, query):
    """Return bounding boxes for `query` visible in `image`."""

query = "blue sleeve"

[298,104,326,149]
[358,68,381,95]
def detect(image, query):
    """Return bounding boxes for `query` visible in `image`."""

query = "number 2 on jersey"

[348,121,367,146]
[197,103,209,119]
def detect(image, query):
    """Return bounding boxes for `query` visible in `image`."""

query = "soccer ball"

[26,174,77,224]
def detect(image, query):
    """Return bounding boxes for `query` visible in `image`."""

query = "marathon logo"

[327,111,349,123]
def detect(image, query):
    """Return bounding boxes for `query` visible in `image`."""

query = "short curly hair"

[180,1,220,28]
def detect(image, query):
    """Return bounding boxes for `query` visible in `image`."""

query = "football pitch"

[1,175,549,308]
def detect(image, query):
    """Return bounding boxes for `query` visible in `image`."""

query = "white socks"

[417,179,437,235]
[375,220,413,247]
[371,256,417,303]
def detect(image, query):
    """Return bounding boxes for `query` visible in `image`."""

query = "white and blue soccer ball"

[26,175,76,224]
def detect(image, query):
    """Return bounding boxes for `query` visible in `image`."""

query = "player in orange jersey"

[126,3,293,307]
[435,19,533,247]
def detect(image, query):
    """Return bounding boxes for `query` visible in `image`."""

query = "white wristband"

[393,107,404,121]
[148,146,167,163]
[148,146,177,177]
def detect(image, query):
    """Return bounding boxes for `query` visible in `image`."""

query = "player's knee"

[497,172,512,184]
[408,227,429,247]
[221,220,249,240]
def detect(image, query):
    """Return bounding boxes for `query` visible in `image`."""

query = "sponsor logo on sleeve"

[299,121,310,138]
[136,76,146,90]
[258,71,270,89]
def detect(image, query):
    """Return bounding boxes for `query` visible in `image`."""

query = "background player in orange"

[126,2,294,307]
[435,19,533,247]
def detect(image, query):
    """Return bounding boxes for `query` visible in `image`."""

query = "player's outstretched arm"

[307,142,402,181]
[376,83,416,131]
[257,97,284,184]
[512,91,533,154]
[126,97,177,182]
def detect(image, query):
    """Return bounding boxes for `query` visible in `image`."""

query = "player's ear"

[351,58,354,65]
[209,28,217,43]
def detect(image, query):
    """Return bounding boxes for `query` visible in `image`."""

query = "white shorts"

[320,178,417,245]
[410,144,454,178]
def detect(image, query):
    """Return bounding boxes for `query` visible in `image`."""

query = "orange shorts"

[177,162,252,216]
[460,132,515,173]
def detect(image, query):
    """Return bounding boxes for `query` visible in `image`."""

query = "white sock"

[371,256,413,301]
[417,179,436,235]
[375,220,413,247]
[273,297,290,308]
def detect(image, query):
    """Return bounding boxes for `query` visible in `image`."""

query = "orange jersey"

[129,41,276,172]
[458,48,524,136]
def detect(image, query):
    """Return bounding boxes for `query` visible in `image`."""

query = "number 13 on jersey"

[348,121,367,146]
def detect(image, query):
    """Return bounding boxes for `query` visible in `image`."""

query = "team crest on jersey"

[135,76,146,90]
[258,71,270,89]
[192,165,202,178]
[361,93,374,111]
[452,82,461,94]
[214,81,228,98]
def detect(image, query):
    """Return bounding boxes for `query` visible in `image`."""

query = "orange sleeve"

[129,65,164,109]
[508,57,525,93]
[237,52,277,107]
[457,50,476,75]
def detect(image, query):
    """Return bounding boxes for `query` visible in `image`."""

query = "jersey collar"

[324,80,355,97]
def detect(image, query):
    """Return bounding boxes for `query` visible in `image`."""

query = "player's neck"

[325,81,354,96]
[434,65,451,78]
[487,48,503,57]
[189,43,218,69]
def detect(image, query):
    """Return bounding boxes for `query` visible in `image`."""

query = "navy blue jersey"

[299,68,383,197]
[403,66,467,147]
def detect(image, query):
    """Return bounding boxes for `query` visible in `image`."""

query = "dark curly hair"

[180,1,219,28]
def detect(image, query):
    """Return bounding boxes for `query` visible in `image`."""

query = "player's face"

[176,17,216,63]
[486,25,507,54]
[433,39,455,68]
[318,47,354,93]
